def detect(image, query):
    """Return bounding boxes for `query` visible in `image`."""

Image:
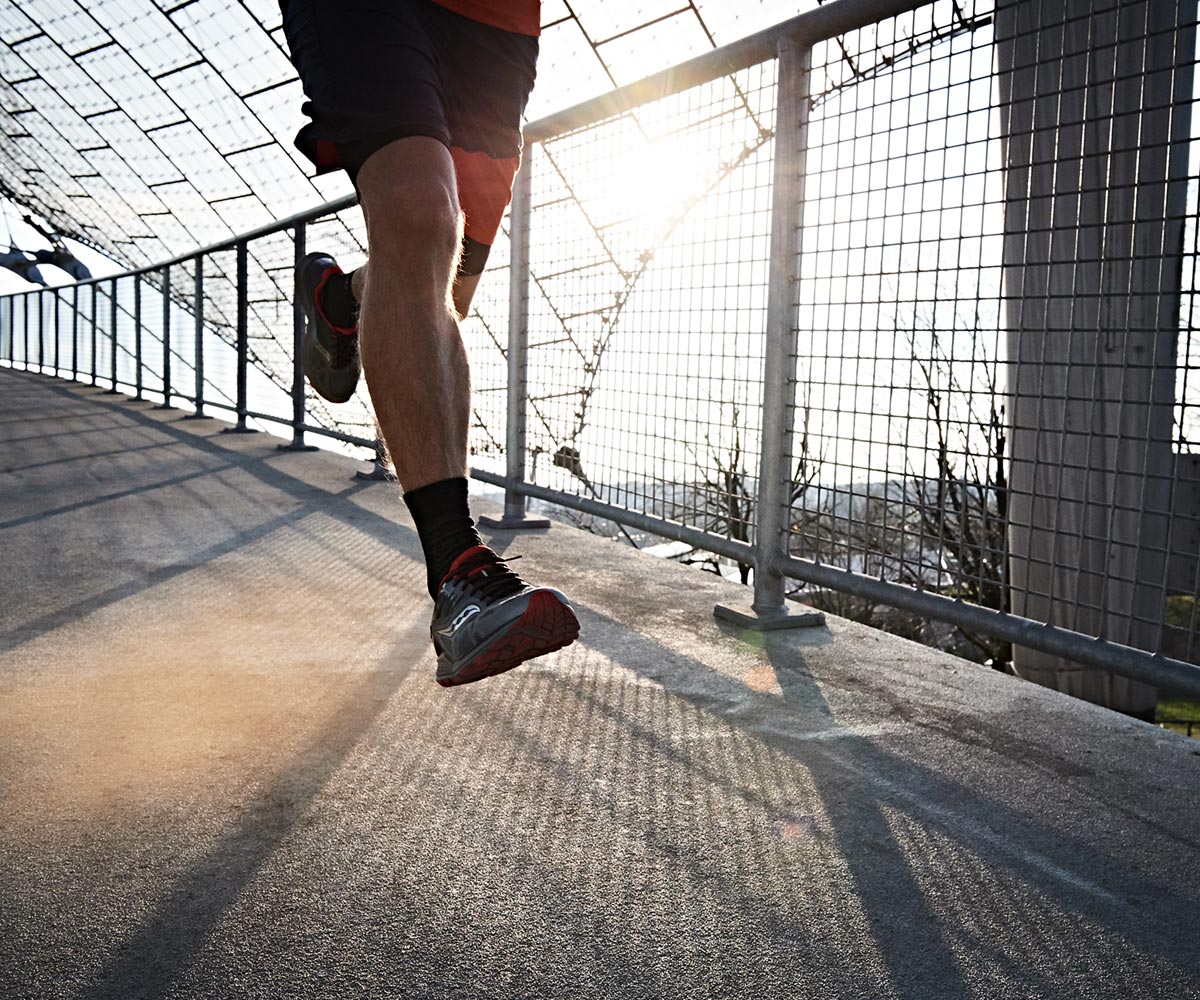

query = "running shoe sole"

[436,591,580,687]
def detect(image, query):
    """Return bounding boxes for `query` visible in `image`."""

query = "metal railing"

[0,195,363,453]
[3,0,1200,705]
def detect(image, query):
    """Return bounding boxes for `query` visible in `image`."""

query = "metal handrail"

[526,0,930,141]
[58,194,359,291]
[3,0,1200,700]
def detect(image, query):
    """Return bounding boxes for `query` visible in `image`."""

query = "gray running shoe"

[297,251,360,403]
[431,545,580,687]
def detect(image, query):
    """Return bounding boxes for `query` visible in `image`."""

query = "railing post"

[479,154,549,531]
[53,288,60,376]
[107,278,119,393]
[29,292,35,372]
[71,286,78,379]
[225,241,257,435]
[90,284,98,386]
[278,223,317,452]
[716,37,824,632]
[158,264,173,409]
[36,291,44,374]
[134,273,143,400]
[185,258,206,418]
[22,293,29,371]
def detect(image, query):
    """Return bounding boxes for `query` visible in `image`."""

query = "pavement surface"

[1,366,1198,1000]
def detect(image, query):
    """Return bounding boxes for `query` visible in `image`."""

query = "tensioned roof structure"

[0,0,820,269]
[0,0,987,471]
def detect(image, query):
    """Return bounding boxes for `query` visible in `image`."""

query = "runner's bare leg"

[351,252,482,319]
[353,136,470,492]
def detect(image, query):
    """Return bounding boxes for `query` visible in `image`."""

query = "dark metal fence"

[4,0,1200,705]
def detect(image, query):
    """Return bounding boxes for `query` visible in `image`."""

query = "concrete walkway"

[1,366,1198,1000]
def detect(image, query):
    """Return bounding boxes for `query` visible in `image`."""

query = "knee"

[368,176,460,254]
[358,140,461,257]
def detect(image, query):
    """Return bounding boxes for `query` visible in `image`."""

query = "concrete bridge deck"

[1,366,1198,1000]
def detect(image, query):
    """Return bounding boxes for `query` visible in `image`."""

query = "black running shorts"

[280,0,538,273]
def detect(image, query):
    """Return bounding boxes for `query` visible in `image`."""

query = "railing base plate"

[354,462,391,482]
[276,441,318,453]
[478,514,551,531]
[714,601,826,631]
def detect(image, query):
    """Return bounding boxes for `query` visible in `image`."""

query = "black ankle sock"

[321,268,359,329]
[404,477,483,598]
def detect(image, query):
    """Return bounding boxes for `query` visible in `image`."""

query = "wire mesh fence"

[517,60,778,548]
[789,3,1009,657]
[3,0,1200,707]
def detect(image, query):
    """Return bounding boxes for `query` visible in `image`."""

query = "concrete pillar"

[994,0,1195,715]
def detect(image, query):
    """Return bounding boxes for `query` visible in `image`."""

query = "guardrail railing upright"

[187,259,205,419]
[89,283,98,386]
[52,287,60,377]
[36,291,44,373]
[133,273,143,400]
[225,240,256,434]
[716,36,824,632]
[279,223,317,453]
[479,156,549,531]
[159,264,173,409]
[107,277,118,394]
[70,285,78,379]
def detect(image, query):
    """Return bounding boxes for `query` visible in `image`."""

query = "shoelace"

[456,554,526,602]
